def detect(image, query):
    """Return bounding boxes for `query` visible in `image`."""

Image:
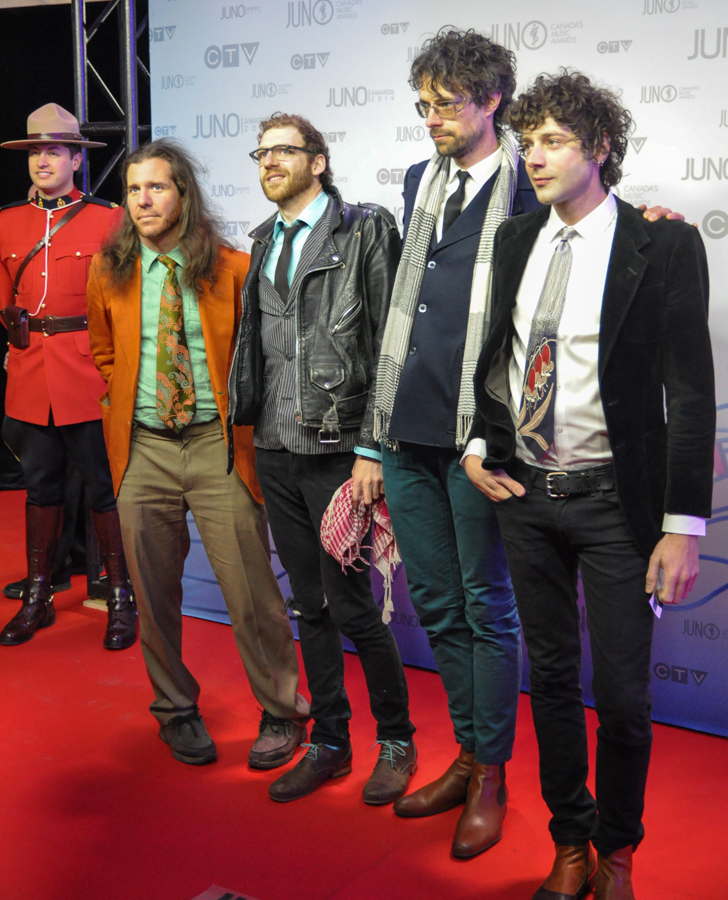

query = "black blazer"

[470,197,715,559]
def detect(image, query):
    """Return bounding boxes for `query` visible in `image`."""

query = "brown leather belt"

[28,315,88,336]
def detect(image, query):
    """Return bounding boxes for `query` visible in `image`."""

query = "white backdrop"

[150,0,728,736]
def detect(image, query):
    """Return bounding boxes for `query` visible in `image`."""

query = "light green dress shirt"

[133,243,218,428]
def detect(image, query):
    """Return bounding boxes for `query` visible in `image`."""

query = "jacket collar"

[250,185,344,245]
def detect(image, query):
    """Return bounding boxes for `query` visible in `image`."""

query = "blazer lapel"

[435,172,497,252]
[199,266,235,393]
[113,258,142,382]
[598,200,650,378]
[494,207,550,323]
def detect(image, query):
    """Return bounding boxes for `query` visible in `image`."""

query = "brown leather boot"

[393,746,474,818]
[594,847,635,900]
[532,844,596,900]
[91,509,137,650]
[0,504,62,646]
[451,762,507,859]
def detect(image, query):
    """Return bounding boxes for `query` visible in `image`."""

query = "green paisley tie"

[155,255,196,432]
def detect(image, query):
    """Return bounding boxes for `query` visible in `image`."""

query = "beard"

[261,162,315,203]
[133,202,182,242]
[431,117,488,161]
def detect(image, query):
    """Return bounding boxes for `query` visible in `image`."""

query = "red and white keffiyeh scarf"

[320,478,401,624]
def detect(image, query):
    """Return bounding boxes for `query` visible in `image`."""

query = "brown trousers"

[116,419,306,726]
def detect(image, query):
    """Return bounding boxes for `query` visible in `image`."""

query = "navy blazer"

[470,198,715,559]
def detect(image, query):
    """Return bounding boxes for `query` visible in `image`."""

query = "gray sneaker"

[159,707,217,765]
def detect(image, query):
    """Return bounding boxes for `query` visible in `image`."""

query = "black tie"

[442,170,470,236]
[274,220,307,303]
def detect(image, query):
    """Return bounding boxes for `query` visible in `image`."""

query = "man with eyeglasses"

[228,113,416,804]
[374,28,681,860]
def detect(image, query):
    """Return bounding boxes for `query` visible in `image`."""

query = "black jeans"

[494,476,654,858]
[255,448,414,747]
[2,414,116,512]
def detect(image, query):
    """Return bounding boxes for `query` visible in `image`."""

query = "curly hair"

[100,139,230,290]
[408,28,517,136]
[257,112,333,189]
[506,69,633,188]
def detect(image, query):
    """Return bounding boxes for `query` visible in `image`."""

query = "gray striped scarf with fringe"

[374,133,520,450]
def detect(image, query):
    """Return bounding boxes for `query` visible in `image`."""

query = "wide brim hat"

[1,102,107,150]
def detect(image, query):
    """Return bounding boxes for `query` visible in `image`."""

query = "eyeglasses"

[249,144,317,164]
[414,97,472,120]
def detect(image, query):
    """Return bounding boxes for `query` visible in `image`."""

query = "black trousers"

[494,475,654,858]
[2,415,116,512]
[255,448,414,747]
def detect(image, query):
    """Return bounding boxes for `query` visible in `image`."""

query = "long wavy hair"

[100,139,231,290]
[409,28,517,137]
[507,69,633,189]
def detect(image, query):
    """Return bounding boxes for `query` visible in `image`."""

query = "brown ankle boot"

[91,509,137,650]
[595,847,635,900]
[532,843,596,900]
[0,504,62,646]
[451,762,507,859]
[393,746,474,818]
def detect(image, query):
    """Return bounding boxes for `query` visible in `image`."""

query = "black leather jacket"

[228,186,401,455]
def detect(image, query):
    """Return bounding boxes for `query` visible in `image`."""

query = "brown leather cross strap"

[28,314,88,335]
[12,200,88,296]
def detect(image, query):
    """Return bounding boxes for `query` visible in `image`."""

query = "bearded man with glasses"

[228,113,416,805]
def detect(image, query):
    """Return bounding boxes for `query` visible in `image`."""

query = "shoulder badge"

[82,195,117,209]
[0,199,31,213]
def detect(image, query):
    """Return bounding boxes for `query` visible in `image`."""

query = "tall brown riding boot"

[451,762,507,859]
[393,745,474,817]
[0,504,62,646]
[532,843,596,900]
[91,509,137,650]
[594,846,635,900]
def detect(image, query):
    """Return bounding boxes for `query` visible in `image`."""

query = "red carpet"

[0,489,725,900]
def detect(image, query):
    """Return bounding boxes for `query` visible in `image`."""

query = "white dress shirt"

[433,147,503,243]
[464,192,704,536]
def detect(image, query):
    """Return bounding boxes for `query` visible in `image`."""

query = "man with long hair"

[229,113,416,804]
[87,139,309,767]
[466,70,713,899]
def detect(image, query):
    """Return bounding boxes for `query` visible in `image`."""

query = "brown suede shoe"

[595,847,635,900]
[248,710,308,770]
[532,844,596,900]
[451,762,507,859]
[393,746,474,817]
[269,742,352,802]
[362,740,417,805]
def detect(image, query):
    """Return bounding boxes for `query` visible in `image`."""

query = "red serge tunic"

[0,188,123,426]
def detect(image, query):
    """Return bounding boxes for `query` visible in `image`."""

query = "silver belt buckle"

[319,428,341,444]
[545,471,570,498]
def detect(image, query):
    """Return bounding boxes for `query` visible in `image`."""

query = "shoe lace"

[167,708,203,734]
[292,742,319,764]
[370,740,407,767]
[258,708,289,735]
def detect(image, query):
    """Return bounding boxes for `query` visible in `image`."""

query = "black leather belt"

[509,460,616,499]
[29,314,88,335]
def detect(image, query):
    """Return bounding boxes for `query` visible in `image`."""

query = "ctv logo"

[154,125,177,136]
[598,39,633,53]
[653,662,708,685]
[290,52,330,69]
[377,168,405,185]
[225,221,251,237]
[204,43,260,68]
[151,26,176,42]
[381,22,409,34]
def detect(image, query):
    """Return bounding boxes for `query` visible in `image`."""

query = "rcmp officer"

[0,103,137,649]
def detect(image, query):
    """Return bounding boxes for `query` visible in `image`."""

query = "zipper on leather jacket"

[330,299,362,335]
[295,254,346,426]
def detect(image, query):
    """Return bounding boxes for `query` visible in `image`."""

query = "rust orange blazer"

[85,246,263,503]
